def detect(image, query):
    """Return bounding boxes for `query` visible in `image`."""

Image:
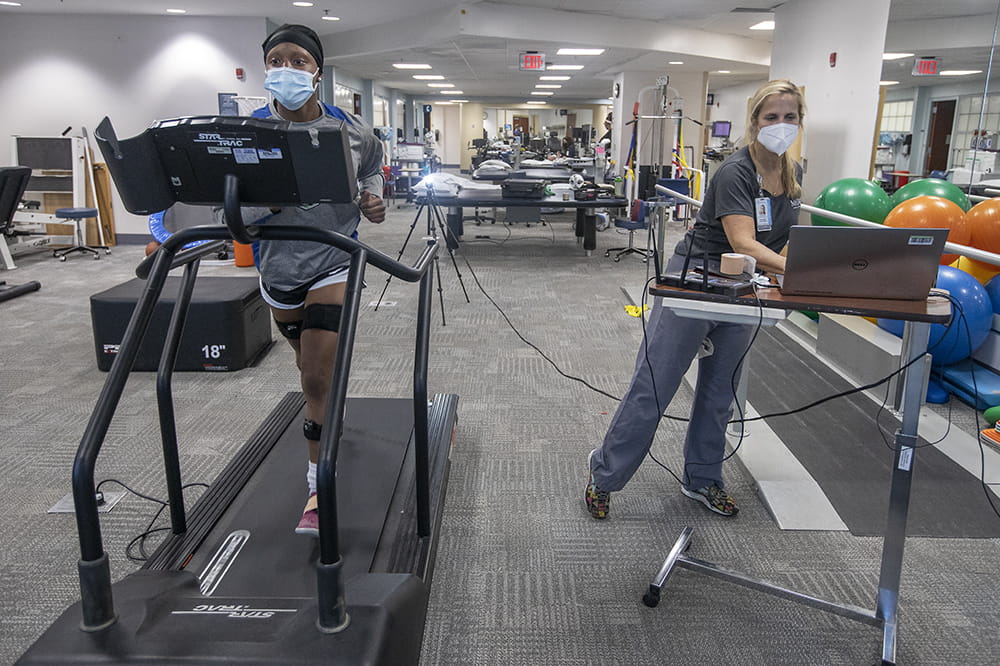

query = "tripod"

[375,191,470,325]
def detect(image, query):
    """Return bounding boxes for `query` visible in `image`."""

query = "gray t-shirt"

[674,147,800,262]
[241,103,384,293]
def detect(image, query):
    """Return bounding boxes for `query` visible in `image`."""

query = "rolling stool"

[605,200,650,262]
[604,218,650,262]
[53,207,109,261]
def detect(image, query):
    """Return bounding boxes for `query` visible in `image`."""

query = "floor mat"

[745,326,1000,538]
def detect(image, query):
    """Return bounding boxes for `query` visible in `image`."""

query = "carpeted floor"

[1,201,999,665]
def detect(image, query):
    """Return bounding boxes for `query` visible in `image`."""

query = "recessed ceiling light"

[321,15,340,21]
[716,70,731,74]
[292,2,314,7]
[450,99,469,103]
[669,61,684,65]
[526,101,547,105]
[879,81,900,86]
[427,83,455,88]
[557,48,604,56]
[0,1,22,5]
[749,20,774,30]
[535,84,562,89]
[165,8,186,13]
[540,76,570,81]
[441,90,463,94]
[394,63,432,70]
[435,101,454,105]
[546,65,584,71]
[530,91,554,96]
[940,70,982,76]
[882,53,914,60]
[413,74,445,80]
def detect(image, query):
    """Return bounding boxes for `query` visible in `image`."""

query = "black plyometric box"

[90,277,272,372]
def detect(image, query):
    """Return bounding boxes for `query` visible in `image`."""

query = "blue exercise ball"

[877,265,993,366]
[985,273,1000,314]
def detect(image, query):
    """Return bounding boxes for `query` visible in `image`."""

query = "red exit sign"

[912,57,940,76]
[519,52,546,71]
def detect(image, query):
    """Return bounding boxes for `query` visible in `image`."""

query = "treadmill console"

[95,115,358,215]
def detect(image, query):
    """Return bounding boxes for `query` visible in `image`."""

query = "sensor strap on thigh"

[303,303,343,332]
[304,418,322,441]
[274,318,304,340]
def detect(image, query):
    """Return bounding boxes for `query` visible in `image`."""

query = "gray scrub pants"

[590,253,754,492]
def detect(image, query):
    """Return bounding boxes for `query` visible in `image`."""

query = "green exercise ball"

[811,178,893,227]
[983,404,1000,427]
[891,178,971,212]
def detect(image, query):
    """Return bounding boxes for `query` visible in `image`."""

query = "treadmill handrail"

[135,238,226,280]
[71,226,439,631]
[153,224,436,283]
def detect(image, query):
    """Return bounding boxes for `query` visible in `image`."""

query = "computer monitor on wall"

[711,121,731,138]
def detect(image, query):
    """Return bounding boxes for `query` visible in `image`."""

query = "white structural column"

[770,0,891,203]
[611,70,708,182]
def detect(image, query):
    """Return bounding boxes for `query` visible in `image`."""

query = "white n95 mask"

[264,67,317,111]
[756,123,799,156]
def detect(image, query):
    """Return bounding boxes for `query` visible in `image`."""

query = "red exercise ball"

[883,195,969,264]
[145,241,161,256]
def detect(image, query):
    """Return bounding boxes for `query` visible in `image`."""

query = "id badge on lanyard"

[755,175,772,232]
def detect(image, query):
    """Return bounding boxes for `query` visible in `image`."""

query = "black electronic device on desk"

[659,268,756,297]
[20,116,456,666]
[658,223,755,297]
[501,178,548,199]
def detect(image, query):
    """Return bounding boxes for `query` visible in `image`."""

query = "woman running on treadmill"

[251,24,387,535]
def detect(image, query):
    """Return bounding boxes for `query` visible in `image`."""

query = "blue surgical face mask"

[264,67,317,111]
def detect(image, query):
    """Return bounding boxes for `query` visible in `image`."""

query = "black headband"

[262,24,324,67]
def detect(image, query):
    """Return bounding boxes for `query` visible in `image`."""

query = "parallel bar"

[655,184,1000,268]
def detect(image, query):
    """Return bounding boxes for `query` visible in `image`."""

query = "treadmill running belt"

[745,326,1000,538]
[182,396,415,598]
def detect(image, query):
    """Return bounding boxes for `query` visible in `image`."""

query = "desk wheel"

[642,586,661,608]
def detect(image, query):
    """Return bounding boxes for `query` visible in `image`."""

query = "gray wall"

[1,14,268,234]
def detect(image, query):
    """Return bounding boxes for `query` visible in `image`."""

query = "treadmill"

[19,116,458,664]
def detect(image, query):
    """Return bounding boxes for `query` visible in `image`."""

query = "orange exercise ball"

[144,241,161,256]
[967,197,1000,258]
[883,195,969,264]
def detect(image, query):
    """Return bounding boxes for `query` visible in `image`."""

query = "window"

[953,93,1000,170]
[880,100,913,133]
[335,84,356,113]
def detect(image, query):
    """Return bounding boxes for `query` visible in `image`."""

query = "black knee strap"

[303,303,342,332]
[274,318,304,340]
[304,418,322,441]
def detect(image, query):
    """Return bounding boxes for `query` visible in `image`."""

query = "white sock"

[307,462,317,495]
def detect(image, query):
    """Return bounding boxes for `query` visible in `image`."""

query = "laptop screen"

[779,226,948,301]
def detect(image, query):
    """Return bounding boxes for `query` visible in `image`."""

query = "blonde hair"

[742,79,806,199]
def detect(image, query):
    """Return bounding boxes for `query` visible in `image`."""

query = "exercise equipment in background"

[883,195,969,264]
[810,178,892,227]
[891,177,971,212]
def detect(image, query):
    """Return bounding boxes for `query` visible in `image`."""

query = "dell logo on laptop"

[852,259,869,271]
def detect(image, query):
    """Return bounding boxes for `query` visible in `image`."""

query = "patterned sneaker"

[295,492,319,536]
[681,485,739,517]
[585,450,610,519]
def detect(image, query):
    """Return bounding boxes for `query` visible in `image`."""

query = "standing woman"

[586,79,805,519]
[250,24,386,535]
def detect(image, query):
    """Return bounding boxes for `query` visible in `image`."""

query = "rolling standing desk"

[415,187,626,256]
[642,283,952,666]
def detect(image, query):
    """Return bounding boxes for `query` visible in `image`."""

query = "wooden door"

[925,99,956,174]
